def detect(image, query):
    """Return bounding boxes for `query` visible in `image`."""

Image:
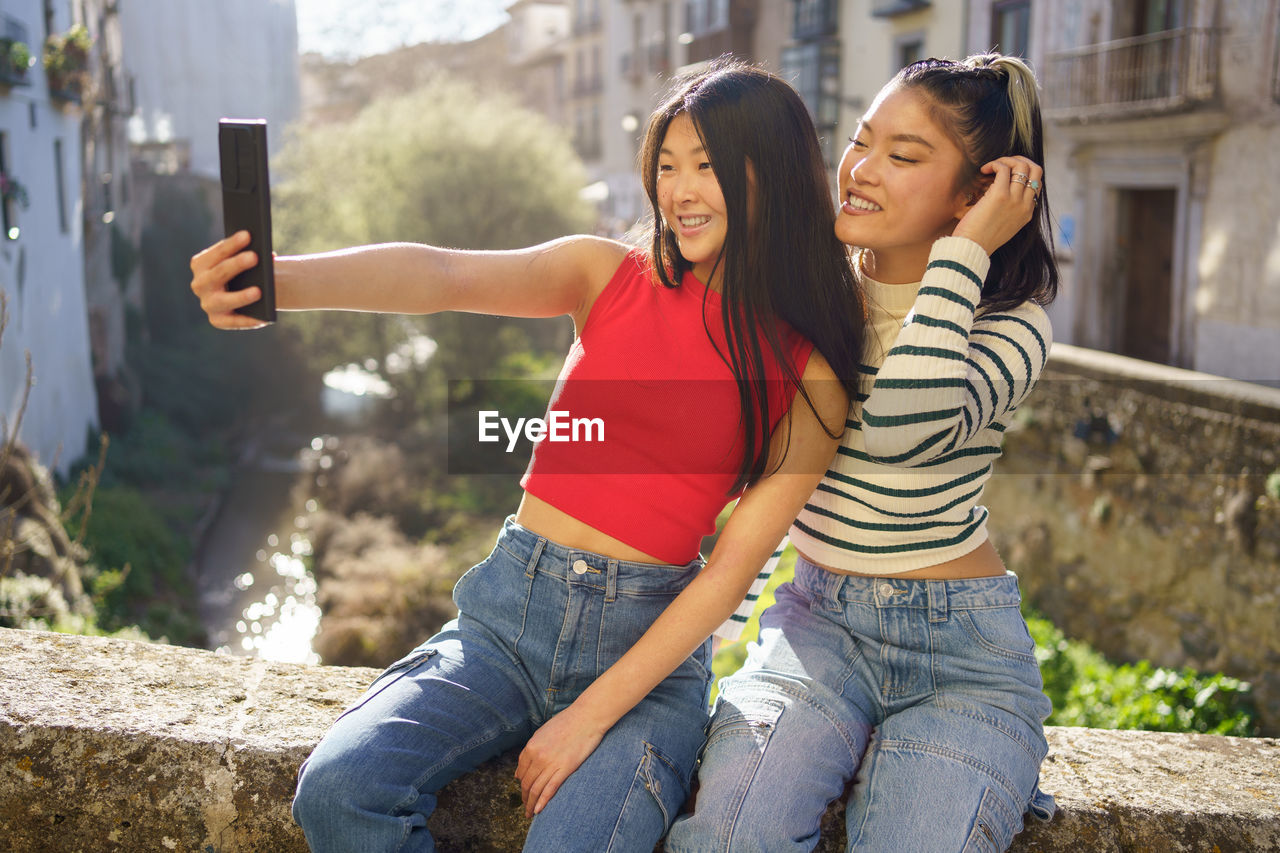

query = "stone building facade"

[0,0,98,475]
[1007,0,1280,385]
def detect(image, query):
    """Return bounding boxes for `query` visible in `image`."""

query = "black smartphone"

[218,118,276,323]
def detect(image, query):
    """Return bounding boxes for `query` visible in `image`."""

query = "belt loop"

[605,558,618,602]
[928,580,948,623]
[525,536,546,578]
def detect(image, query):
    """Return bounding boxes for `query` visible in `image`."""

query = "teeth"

[680,215,711,227]
[846,195,882,212]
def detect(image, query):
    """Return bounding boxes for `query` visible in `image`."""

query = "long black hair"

[894,53,1059,313]
[639,59,864,492]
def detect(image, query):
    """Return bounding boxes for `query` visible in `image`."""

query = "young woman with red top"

[189,61,864,853]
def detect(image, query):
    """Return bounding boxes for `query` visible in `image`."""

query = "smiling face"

[656,113,729,289]
[835,84,974,283]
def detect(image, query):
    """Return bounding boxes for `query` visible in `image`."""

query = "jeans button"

[879,583,894,598]
[572,559,589,575]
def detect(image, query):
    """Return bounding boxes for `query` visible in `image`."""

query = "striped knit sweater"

[716,236,1051,639]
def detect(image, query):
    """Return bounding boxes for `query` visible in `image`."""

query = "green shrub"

[61,485,202,645]
[1027,613,1257,736]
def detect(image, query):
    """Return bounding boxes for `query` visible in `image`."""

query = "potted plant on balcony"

[1,38,33,86]
[43,24,91,102]
[1,172,30,209]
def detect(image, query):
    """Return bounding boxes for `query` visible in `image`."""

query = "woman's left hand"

[952,156,1042,255]
[515,703,607,817]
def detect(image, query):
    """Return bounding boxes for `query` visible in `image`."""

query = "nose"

[849,152,876,186]
[671,170,698,202]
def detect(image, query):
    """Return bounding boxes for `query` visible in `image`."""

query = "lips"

[841,192,882,214]
[679,214,712,230]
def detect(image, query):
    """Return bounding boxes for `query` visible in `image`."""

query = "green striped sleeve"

[924,259,984,291]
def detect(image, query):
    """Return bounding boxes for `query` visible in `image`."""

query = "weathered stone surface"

[986,343,1280,735]
[2,628,1278,852]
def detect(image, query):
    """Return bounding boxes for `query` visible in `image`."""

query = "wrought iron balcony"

[1043,27,1221,120]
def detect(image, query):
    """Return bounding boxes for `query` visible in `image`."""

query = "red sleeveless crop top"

[520,250,815,563]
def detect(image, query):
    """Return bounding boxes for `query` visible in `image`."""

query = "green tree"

[273,73,595,416]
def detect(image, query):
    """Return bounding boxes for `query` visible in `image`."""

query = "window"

[782,39,841,164]
[794,0,839,40]
[0,132,16,241]
[708,0,729,31]
[54,138,67,233]
[991,0,1030,58]
[895,34,925,71]
[1273,2,1280,102]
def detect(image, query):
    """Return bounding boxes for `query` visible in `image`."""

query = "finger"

[203,286,262,316]
[190,230,251,274]
[524,765,561,817]
[193,250,259,299]
[532,770,567,815]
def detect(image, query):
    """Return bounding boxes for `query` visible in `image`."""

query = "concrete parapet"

[2,628,1277,852]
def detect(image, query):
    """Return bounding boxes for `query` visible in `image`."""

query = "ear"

[953,173,994,220]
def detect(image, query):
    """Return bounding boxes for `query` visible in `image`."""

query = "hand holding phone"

[218,119,276,323]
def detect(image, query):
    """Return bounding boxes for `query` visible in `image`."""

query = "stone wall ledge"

[1048,342,1280,421]
[2,628,1278,852]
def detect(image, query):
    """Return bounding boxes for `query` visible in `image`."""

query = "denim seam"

[399,720,531,815]
[721,676,865,764]
[953,610,1039,663]
[937,700,1045,760]
[875,735,1024,806]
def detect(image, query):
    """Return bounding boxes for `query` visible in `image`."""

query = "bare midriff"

[513,491,669,565]
[796,538,1007,580]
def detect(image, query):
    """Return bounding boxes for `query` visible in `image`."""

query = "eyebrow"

[659,144,707,156]
[856,121,937,150]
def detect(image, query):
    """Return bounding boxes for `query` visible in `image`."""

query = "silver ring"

[1011,174,1029,186]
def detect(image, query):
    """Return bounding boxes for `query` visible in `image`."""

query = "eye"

[699,161,714,171]
[658,163,674,173]
[849,137,868,149]
[890,154,918,164]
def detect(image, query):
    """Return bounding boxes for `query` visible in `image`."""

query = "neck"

[860,247,928,285]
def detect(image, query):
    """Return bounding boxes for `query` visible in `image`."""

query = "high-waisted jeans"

[293,516,714,853]
[667,555,1054,853]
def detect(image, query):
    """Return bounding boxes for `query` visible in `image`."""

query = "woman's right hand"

[189,231,270,330]
[952,155,1042,256]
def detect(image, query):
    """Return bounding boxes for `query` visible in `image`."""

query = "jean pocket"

[704,691,786,752]
[335,647,439,721]
[608,740,693,846]
[962,786,1020,853]
[451,549,498,613]
[956,607,1038,662]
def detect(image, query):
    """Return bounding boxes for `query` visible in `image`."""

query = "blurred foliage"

[1027,612,1257,736]
[711,542,1258,736]
[272,72,591,425]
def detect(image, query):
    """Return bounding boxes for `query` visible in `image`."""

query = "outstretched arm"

[189,230,628,332]
[513,351,849,816]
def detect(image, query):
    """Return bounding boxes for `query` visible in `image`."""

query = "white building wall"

[0,1,97,475]
[120,0,300,179]
[836,0,969,147]
[1023,0,1280,384]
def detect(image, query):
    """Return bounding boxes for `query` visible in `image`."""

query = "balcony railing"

[1043,27,1221,119]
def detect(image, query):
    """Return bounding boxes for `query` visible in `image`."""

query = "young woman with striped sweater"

[668,54,1060,853]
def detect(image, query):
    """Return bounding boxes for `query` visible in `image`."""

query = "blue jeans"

[293,517,714,853]
[667,556,1054,853]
